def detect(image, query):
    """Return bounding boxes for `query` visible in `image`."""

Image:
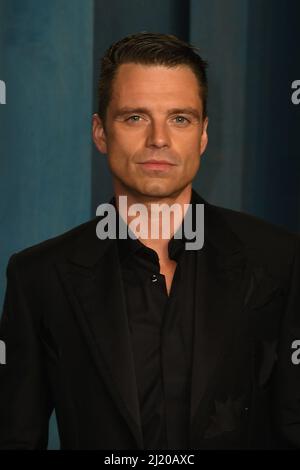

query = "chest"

[159,259,178,295]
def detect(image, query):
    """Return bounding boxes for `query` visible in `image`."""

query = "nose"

[145,120,171,149]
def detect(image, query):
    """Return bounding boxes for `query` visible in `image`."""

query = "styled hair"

[97,32,208,123]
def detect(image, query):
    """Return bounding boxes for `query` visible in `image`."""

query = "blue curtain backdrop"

[0,0,94,449]
[0,0,299,450]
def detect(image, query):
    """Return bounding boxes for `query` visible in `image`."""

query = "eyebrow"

[114,107,201,120]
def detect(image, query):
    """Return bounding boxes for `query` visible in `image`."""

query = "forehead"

[109,63,202,110]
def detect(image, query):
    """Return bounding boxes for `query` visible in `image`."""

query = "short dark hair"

[97,32,208,124]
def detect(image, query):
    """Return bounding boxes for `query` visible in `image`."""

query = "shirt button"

[151,274,158,283]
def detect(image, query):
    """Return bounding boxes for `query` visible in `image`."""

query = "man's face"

[93,63,208,199]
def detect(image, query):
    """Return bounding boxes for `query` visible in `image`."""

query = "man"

[0,32,299,450]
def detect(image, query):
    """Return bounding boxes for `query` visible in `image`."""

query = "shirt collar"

[109,190,199,264]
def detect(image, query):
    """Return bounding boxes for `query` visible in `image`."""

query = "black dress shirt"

[114,193,198,450]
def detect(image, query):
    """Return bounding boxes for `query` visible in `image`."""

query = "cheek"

[186,155,201,177]
[176,129,201,151]
[180,136,202,169]
[107,129,138,158]
[106,137,136,177]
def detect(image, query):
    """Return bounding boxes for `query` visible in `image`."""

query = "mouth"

[137,159,178,172]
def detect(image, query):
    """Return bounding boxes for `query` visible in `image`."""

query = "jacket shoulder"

[7,217,100,271]
[214,204,299,245]
[210,204,300,272]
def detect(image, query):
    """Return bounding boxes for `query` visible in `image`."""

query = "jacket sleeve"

[274,235,300,448]
[0,254,54,449]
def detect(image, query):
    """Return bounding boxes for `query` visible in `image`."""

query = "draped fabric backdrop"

[0,0,299,449]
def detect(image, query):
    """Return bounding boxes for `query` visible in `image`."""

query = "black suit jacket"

[0,190,299,449]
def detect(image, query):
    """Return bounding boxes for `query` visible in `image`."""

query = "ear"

[199,117,209,156]
[92,113,108,154]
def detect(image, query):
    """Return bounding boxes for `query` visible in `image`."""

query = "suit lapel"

[56,221,143,449]
[189,193,253,440]
[188,200,283,445]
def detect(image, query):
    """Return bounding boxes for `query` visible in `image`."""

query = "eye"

[126,115,142,122]
[173,116,190,125]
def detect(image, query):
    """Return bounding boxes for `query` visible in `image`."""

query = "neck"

[113,182,192,262]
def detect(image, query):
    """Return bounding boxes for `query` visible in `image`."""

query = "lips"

[141,159,176,165]
[138,160,176,171]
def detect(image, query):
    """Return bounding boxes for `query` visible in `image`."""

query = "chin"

[116,176,184,199]
[138,181,168,194]
[137,184,181,199]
